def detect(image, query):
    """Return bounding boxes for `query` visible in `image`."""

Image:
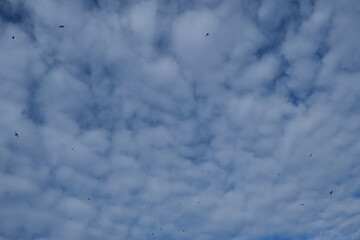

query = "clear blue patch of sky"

[0,1,29,23]
[259,233,310,240]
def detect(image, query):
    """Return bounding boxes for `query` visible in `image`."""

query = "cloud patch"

[1,0,360,240]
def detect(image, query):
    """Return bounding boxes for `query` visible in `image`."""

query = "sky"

[0,0,360,239]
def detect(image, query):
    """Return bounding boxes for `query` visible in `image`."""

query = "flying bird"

[88,197,91,200]
[205,33,209,37]
[12,35,15,39]
[309,153,312,157]
[330,190,333,195]
[58,25,64,28]
[14,132,19,137]
[301,203,304,206]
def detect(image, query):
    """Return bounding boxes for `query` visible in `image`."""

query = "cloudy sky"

[1,0,360,239]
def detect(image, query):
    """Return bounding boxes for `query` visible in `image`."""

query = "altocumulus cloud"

[1,0,360,239]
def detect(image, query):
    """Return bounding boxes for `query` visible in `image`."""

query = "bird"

[70,218,72,220]
[301,203,304,206]
[88,197,91,200]
[151,233,154,235]
[182,229,186,232]
[71,147,74,150]
[58,25,64,28]
[205,33,209,37]
[198,201,200,204]
[14,132,19,137]
[309,153,312,157]
[12,35,15,39]
[330,190,333,195]
[278,173,281,175]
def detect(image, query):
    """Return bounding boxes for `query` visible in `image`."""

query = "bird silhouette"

[330,190,333,195]
[205,33,209,37]
[309,153,312,157]
[14,132,19,137]
[301,203,304,206]
[12,35,15,39]
[58,25,64,28]
[88,197,91,200]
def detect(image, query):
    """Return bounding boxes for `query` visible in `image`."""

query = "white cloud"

[1,0,360,239]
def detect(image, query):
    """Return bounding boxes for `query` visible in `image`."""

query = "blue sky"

[1,0,360,239]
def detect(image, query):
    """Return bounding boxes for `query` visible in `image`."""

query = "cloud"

[1,0,360,239]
